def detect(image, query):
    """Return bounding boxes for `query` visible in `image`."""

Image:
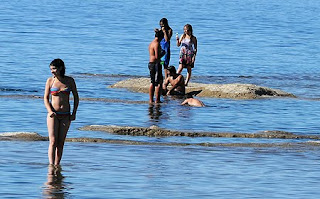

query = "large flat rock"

[2,131,320,149]
[79,125,320,139]
[110,78,295,99]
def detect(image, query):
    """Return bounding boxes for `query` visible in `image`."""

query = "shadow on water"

[42,165,70,199]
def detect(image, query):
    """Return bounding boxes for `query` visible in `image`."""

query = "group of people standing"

[43,18,201,167]
[148,18,199,105]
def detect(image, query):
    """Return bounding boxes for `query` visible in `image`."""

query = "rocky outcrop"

[79,125,320,140]
[109,78,295,99]
[0,132,47,141]
[1,131,320,149]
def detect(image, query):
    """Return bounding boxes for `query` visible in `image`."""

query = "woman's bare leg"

[47,114,58,165]
[177,64,183,74]
[185,66,192,86]
[55,117,71,165]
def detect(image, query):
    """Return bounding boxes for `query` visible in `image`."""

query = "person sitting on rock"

[162,65,185,96]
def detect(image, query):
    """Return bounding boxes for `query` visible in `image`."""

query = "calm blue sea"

[1,0,320,198]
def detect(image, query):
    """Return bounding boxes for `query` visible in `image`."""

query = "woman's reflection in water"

[43,165,68,199]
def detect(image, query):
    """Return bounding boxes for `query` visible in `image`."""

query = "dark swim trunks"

[148,62,163,86]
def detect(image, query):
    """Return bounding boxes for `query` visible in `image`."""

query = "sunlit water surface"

[1,0,320,198]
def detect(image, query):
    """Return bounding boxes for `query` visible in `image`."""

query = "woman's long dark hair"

[50,58,65,77]
[160,18,171,30]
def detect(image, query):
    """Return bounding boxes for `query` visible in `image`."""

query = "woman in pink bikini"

[44,58,79,166]
[176,24,198,86]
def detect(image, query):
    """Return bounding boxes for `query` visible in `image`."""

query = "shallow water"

[1,141,320,198]
[1,0,320,198]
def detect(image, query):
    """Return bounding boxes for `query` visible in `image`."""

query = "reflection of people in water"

[181,97,205,107]
[148,103,162,120]
[162,65,185,96]
[43,165,66,198]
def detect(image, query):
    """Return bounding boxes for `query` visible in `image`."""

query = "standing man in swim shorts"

[148,29,164,104]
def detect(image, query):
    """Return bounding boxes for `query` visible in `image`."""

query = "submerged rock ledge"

[110,78,295,99]
[0,132,47,141]
[1,132,320,149]
[80,125,320,140]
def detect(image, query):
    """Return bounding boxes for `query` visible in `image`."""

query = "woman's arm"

[193,36,197,54]
[44,78,55,117]
[162,77,170,95]
[181,99,189,105]
[162,27,172,42]
[192,36,198,63]
[167,75,184,95]
[70,77,79,121]
[167,28,173,41]
[176,34,183,47]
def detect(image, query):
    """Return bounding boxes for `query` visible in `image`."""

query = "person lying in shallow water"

[181,97,205,107]
[162,65,185,96]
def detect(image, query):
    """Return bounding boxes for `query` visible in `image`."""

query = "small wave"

[1,88,23,92]
[75,73,146,79]
[198,74,319,81]
[0,87,38,93]
[0,95,147,104]
[0,94,42,99]
[81,97,148,104]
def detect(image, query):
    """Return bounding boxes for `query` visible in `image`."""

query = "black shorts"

[148,62,163,86]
